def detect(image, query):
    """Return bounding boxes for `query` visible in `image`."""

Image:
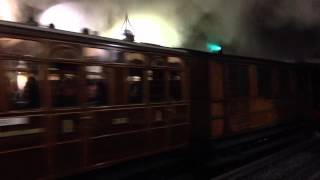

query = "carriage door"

[0,38,48,179]
[226,64,249,133]
[48,43,86,176]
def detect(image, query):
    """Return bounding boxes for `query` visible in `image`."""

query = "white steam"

[1,0,320,61]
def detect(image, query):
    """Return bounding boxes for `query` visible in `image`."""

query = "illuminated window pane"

[124,52,146,65]
[5,61,40,110]
[168,57,183,68]
[83,47,111,61]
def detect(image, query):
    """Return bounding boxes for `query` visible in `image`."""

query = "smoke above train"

[1,0,320,61]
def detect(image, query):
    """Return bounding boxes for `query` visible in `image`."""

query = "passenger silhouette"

[24,76,39,108]
[57,76,77,107]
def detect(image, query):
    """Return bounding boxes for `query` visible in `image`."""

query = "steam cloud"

[4,0,320,61]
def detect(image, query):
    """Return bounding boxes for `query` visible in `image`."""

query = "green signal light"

[207,43,222,53]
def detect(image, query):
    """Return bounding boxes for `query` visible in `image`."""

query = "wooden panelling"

[53,142,84,176]
[170,124,189,146]
[211,119,224,137]
[91,108,147,136]
[149,128,169,151]
[52,113,82,142]
[211,103,224,118]
[89,131,148,165]
[210,62,224,99]
[168,105,189,124]
[249,99,275,112]
[0,116,46,151]
[249,65,258,98]
[0,148,48,179]
[229,115,250,132]
[150,107,168,127]
[250,111,277,128]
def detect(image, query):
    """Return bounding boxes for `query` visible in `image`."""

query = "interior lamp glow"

[17,73,27,90]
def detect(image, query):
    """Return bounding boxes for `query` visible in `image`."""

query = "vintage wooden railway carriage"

[189,51,306,145]
[0,21,190,179]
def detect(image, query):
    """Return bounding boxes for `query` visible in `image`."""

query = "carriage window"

[4,61,40,110]
[0,37,43,57]
[127,68,144,103]
[257,67,272,98]
[48,64,79,107]
[149,70,165,102]
[83,47,111,61]
[168,57,183,68]
[86,66,109,106]
[151,56,166,67]
[227,64,249,98]
[124,52,146,65]
[169,71,182,101]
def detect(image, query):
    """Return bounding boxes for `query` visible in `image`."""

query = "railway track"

[213,138,320,180]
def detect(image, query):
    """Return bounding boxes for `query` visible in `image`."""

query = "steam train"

[0,20,317,179]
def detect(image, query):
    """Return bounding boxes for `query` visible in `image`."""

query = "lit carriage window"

[124,52,146,65]
[48,63,79,107]
[4,61,40,110]
[83,47,111,61]
[149,70,165,102]
[86,66,109,106]
[169,71,182,101]
[0,37,43,57]
[168,57,183,68]
[127,68,144,103]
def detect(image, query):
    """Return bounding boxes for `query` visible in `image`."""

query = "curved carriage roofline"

[178,48,296,65]
[0,20,187,55]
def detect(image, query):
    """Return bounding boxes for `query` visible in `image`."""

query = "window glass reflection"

[127,68,144,103]
[168,57,183,68]
[124,52,145,65]
[0,37,43,57]
[5,61,40,110]
[86,66,108,106]
[169,71,182,101]
[149,70,165,102]
[49,64,79,107]
[151,56,166,67]
[83,47,111,61]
